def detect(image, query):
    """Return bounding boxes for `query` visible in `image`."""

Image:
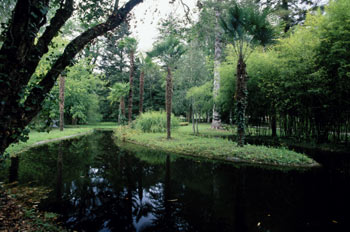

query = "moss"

[114,126,319,167]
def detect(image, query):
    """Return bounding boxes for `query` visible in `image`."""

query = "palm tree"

[221,3,274,146]
[148,36,186,139]
[120,37,138,123]
[107,82,130,123]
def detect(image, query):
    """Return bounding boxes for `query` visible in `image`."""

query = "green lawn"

[114,125,319,167]
[6,122,118,156]
[177,123,233,137]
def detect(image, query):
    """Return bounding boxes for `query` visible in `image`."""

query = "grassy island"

[114,125,319,167]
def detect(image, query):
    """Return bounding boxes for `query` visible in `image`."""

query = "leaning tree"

[221,3,274,147]
[148,36,185,139]
[0,0,144,158]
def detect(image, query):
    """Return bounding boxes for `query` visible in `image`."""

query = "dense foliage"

[1,0,349,159]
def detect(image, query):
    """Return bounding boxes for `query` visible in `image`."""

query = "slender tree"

[221,3,274,146]
[139,72,145,113]
[0,0,144,157]
[107,83,130,123]
[138,55,151,114]
[120,37,138,123]
[148,36,185,139]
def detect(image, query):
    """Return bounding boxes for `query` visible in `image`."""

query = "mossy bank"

[114,126,319,167]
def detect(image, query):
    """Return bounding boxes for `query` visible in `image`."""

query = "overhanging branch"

[23,0,144,122]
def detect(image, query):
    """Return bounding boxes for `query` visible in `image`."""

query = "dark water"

[3,131,350,232]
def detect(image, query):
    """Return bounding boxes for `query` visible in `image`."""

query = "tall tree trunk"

[192,101,195,134]
[166,66,173,139]
[59,74,65,131]
[236,55,247,147]
[195,113,199,135]
[120,96,126,117]
[118,103,122,123]
[187,109,191,123]
[211,0,223,129]
[282,0,291,33]
[128,51,135,123]
[139,70,144,114]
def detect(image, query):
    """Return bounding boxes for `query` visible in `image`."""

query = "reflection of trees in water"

[11,131,350,232]
[142,155,180,232]
[49,134,162,231]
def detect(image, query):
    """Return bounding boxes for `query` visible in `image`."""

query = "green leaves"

[107,82,130,105]
[119,37,138,54]
[221,2,274,49]
[147,35,186,68]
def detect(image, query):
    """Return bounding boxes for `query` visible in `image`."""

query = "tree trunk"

[166,66,173,139]
[118,103,122,123]
[236,55,248,147]
[59,74,65,131]
[139,71,144,114]
[0,0,143,157]
[271,111,277,137]
[187,109,191,123]
[192,101,195,134]
[211,0,223,130]
[282,0,291,33]
[195,113,199,135]
[128,51,135,123]
[120,96,126,117]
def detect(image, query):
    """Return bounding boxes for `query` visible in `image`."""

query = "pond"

[2,131,350,232]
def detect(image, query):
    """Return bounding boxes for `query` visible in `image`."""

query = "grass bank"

[177,123,233,137]
[5,122,118,156]
[114,125,319,167]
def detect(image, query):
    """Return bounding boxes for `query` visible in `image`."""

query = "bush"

[134,111,180,133]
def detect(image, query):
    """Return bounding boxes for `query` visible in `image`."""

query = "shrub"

[134,111,180,133]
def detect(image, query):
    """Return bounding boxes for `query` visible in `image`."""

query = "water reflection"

[4,131,350,232]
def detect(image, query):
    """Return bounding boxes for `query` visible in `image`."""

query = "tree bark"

[0,0,143,157]
[192,100,195,134]
[236,55,247,147]
[195,113,199,135]
[139,71,144,114]
[120,96,126,117]
[128,51,135,123]
[211,0,223,129]
[271,111,277,137]
[118,103,122,123]
[59,74,65,131]
[166,66,173,139]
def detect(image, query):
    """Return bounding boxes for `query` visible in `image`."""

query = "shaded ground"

[0,183,64,231]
